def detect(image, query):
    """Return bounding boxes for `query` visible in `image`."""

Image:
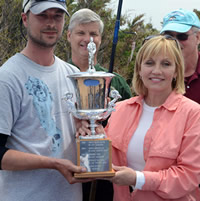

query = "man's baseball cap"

[160,8,200,33]
[22,0,69,16]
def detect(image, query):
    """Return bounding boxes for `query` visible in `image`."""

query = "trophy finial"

[87,37,96,72]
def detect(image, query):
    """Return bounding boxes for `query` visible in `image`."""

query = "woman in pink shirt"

[77,35,200,200]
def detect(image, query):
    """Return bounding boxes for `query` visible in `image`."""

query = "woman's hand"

[108,164,136,186]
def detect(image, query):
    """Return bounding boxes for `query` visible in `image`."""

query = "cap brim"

[30,2,69,16]
[160,23,191,33]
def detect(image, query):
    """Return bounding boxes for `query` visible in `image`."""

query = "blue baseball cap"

[160,9,200,33]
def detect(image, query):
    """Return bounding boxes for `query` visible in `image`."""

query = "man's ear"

[67,30,71,43]
[21,13,28,28]
[195,30,200,45]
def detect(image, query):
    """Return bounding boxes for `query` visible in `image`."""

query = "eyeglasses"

[164,32,196,41]
[142,34,179,49]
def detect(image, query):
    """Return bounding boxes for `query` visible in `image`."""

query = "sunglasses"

[164,32,196,41]
[142,34,179,49]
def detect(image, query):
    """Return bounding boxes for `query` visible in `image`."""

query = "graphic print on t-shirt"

[25,76,61,154]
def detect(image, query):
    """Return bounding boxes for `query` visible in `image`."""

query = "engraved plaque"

[75,138,115,178]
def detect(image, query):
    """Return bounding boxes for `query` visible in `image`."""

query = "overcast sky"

[109,0,200,30]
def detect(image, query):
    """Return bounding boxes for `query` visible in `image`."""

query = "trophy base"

[74,169,115,178]
[75,138,114,179]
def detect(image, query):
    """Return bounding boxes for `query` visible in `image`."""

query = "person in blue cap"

[160,8,200,104]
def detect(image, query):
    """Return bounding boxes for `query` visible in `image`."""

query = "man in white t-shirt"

[0,1,87,201]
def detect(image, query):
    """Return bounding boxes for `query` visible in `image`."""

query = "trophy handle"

[88,90,121,137]
[64,93,82,119]
[105,90,122,118]
[109,89,122,105]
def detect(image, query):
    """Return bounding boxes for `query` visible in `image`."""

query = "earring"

[172,77,176,87]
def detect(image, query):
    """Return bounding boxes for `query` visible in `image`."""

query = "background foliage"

[0,0,200,87]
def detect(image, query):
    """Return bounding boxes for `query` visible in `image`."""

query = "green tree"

[0,0,25,64]
[105,13,159,85]
[0,0,159,87]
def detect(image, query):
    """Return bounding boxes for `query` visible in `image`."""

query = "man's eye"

[77,32,84,35]
[38,14,46,17]
[91,33,98,36]
[55,15,63,19]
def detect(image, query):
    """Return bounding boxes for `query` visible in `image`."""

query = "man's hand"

[54,158,92,184]
[75,118,91,137]
[75,118,105,138]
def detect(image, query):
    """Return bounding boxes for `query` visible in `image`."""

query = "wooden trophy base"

[74,169,115,179]
[74,138,115,178]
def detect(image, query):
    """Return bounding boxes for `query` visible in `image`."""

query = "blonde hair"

[133,35,185,96]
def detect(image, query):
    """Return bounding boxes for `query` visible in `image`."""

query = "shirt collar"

[126,91,182,111]
[161,91,183,111]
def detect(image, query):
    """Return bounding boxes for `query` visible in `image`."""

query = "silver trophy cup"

[65,37,121,137]
[65,37,121,178]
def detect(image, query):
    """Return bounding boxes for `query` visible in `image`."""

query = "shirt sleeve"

[134,171,145,189]
[131,171,145,191]
[0,81,21,135]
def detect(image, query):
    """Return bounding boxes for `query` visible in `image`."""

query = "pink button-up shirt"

[105,91,200,201]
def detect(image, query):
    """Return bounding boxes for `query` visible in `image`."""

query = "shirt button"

[187,86,190,89]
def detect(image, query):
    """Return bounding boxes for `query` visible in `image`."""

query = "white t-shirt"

[0,53,82,201]
[127,101,157,189]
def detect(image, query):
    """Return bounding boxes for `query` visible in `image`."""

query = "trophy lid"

[68,71,115,78]
[68,37,115,78]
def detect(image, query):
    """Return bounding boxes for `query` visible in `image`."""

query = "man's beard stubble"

[27,28,62,48]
